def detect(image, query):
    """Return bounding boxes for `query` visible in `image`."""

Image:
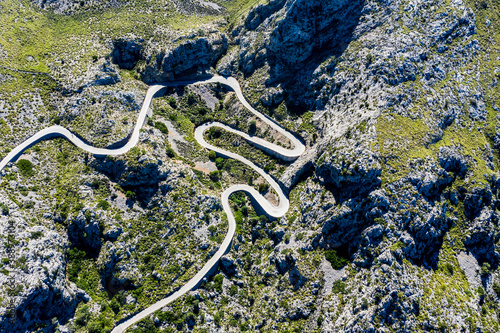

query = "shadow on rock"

[315,146,381,204]
[463,207,499,269]
[0,281,88,332]
[236,0,365,112]
[319,189,389,267]
[112,38,144,70]
[68,209,102,258]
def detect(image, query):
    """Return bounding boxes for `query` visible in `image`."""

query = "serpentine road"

[0,75,305,332]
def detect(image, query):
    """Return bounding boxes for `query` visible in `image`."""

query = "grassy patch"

[376,113,494,185]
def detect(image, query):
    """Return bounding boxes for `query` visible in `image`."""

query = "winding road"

[0,75,305,332]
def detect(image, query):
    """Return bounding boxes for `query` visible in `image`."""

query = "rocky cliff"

[1,0,500,332]
[217,0,500,331]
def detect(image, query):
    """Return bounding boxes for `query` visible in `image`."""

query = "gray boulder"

[315,146,381,199]
[271,252,296,275]
[286,299,313,320]
[288,266,307,290]
[260,86,284,106]
[464,186,492,220]
[244,0,287,31]
[463,207,499,264]
[220,254,237,276]
[438,146,468,177]
[267,0,351,68]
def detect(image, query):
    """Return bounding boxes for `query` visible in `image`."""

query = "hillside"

[1,0,500,332]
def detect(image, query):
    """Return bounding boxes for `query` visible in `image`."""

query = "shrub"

[67,248,87,282]
[96,199,110,210]
[229,284,238,296]
[208,150,216,161]
[209,171,220,181]
[332,280,346,294]
[325,249,349,269]
[167,97,177,108]
[29,231,44,240]
[234,210,243,225]
[0,203,9,215]
[166,147,175,158]
[366,53,374,65]
[249,120,257,134]
[154,121,169,135]
[214,312,222,326]
[493,283,500,298]
[125,190,136,199]
[110,297,120,314]
[74,305,91,327]
[257,183,269,193]
[264,162,276,173]
[213,274,224,292]
[87,314,113,333]
[23,201,34,209]
[444,262,454,276]
[208,225,217,235]
[187,93,197,105]
[90,179,100,188]
[17,159,34,177]
[215,157,225,169]
[208,127,222,139]
[481,262,491,276]
[275,102,286,120]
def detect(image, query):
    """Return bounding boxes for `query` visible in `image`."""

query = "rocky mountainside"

[1,0,500,332]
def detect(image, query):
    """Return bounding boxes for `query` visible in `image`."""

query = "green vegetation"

[257,182,269,193]
[376,112,495,186]
[208,150,216,161]
[493,283,500,298]
[205,128,289,180]
[0,1,325,332]
[96,199,110,210]
[249,120,257,134]
[481,262,491,276]
[209,170,220,181]
[0,0,221,73]
[154,121,169,135]
[0,203,9,215]
[67,248,102,298]
[332,280,347,294]
[299,111,315,133]
[125,190,136,199]
[216,0,266,25]
[325,249,349,269]
[16,159,35,177]
[29,231,43,240]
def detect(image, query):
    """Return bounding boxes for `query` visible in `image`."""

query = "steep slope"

[212,0,500,331]
[1,0,500,332]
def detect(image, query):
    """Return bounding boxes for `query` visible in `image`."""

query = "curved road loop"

[0,76,305,332]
